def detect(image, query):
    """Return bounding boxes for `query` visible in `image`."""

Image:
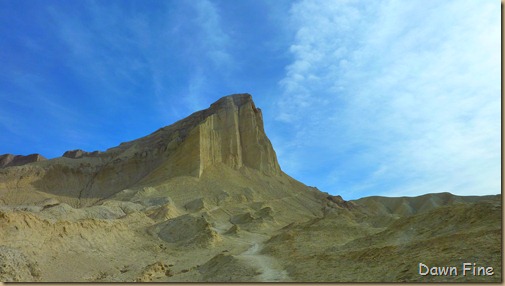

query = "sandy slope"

[237,242,291,282]
[0,163,324,282]
[261,198,502,282]
[0,187,500,282]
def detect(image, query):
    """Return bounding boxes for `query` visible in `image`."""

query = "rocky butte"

[0,94,282,207]
[0,93,501,282]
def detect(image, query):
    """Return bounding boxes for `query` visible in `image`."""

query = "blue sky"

[0,0,500,199]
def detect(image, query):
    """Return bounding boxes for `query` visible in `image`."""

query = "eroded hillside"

[0,94,501,282]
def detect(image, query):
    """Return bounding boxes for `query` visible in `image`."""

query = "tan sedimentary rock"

[0,94,281,206]
[197,94,281,176]
[148,214,221,247]
[0,246,41,282]
[136,261,172,282]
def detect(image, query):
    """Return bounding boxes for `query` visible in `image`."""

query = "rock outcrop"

[0,154,46,168]
[197,94,281,175]
[0,246,41,282]
[62,150,101,159]
[325,195,357,209]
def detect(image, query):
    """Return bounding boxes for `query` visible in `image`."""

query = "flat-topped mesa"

[0,153,47,168]
[196,93,279,176]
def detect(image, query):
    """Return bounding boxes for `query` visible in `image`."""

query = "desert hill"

[0,93,501,282]
[354,192,500,217]
[263,195,501,282]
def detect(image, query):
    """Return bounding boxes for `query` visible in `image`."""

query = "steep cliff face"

[96,93,281,182]
[197,94,281,176]
[0,94,282,206]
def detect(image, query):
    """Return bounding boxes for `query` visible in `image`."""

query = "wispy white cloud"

[276,0,500,198]
[46,1,234,123]
[173,0,236,114]
[47,3,153,103]
[192,0,233,70]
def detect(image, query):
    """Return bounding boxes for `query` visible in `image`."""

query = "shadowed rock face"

[0,154,46,168]
[0,94,282,206]
[325,195,357,209]
[62,150,102,159]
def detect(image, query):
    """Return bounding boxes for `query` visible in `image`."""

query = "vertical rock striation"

[197,94,281,176]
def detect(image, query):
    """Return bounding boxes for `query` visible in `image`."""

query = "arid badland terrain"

[0,94,501,282]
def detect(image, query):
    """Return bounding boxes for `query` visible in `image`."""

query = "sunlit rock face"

[0,94,281,206]
[197,93,281,176]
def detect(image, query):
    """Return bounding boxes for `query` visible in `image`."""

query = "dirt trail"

[237,242,291,282]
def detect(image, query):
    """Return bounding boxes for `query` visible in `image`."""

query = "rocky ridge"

[0,154,46,169]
